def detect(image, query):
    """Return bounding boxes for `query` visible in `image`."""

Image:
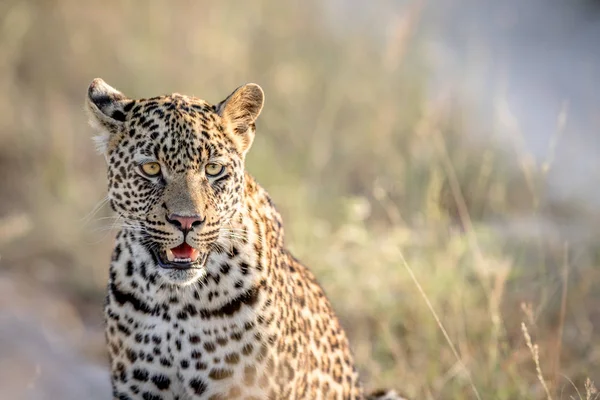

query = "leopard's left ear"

[85,78,133,155]
[215,83,264,155]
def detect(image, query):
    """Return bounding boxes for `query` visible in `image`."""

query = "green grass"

[0,1,598,398]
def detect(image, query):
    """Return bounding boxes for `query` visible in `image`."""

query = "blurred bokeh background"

[1,0,599,399]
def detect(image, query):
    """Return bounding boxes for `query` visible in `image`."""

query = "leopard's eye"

[205,163,224,177]
[140,162,161,177]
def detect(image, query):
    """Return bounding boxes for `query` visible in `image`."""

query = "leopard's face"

[86,79,264,285]
[105,98,246,285]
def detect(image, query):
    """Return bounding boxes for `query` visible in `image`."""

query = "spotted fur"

[86,79,404,400]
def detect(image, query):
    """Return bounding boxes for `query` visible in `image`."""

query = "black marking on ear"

[123,101,135,112]
[89,92,112,109]
[87,78,131,124]
[112,110,126,122]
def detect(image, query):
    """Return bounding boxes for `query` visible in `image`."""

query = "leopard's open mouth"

[151,242,208,270]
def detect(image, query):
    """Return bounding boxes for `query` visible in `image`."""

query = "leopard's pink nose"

[166,214,205,232]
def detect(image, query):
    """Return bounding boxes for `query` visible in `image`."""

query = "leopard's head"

[86,79,264,285]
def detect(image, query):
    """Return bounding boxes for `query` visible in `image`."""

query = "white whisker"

[80,195,110,225]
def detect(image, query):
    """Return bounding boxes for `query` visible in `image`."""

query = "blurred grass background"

[0,0,599,399]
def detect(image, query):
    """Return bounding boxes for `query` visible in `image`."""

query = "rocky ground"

[0,274,110,400]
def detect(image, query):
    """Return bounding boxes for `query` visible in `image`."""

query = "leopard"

[85,78,407,400]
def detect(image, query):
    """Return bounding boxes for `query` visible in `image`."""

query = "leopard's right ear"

[85,78,133,155]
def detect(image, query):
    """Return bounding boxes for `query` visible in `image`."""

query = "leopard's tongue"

[168,243,199,262]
